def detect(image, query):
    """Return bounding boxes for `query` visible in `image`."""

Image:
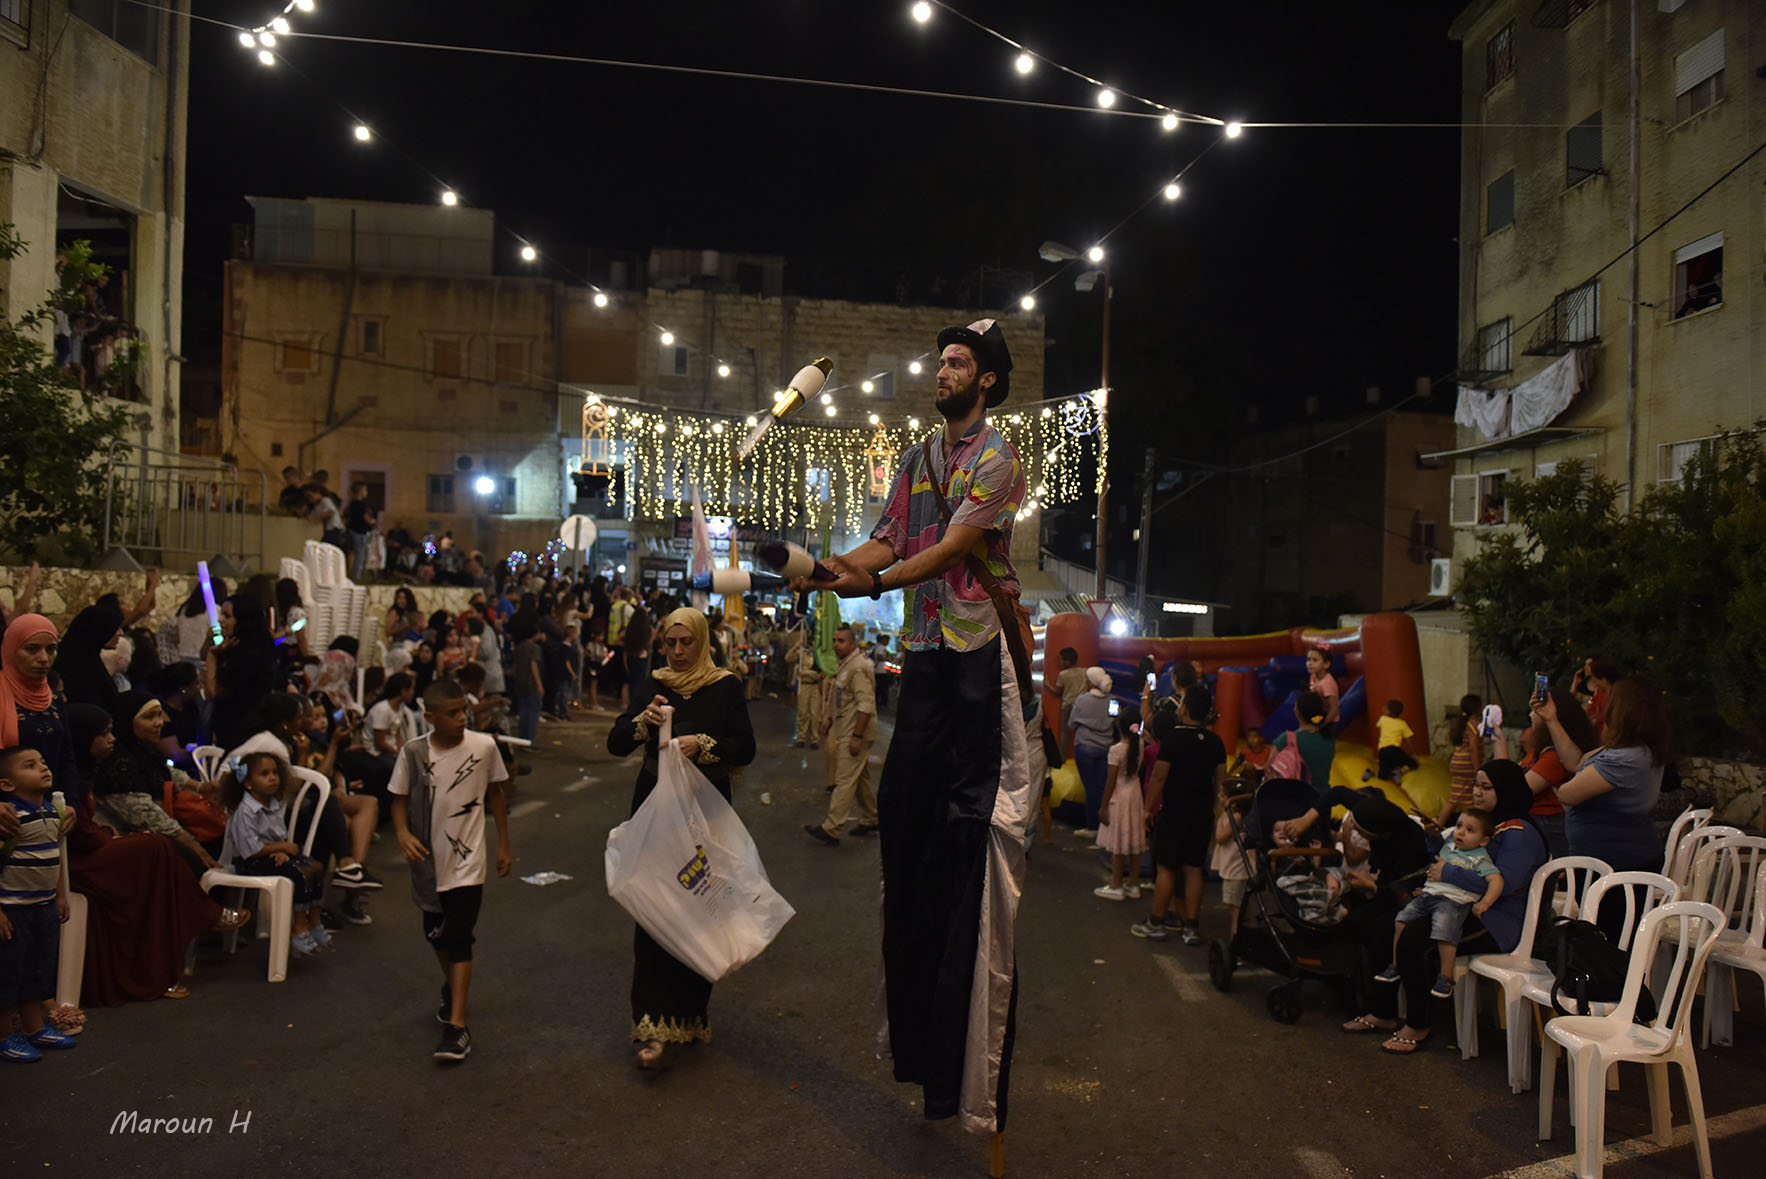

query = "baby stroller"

[1207,777,1362,1024]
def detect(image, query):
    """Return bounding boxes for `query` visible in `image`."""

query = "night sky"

[185,0,1468,463]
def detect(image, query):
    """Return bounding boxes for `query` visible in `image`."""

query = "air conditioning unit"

[453,454,482,476]
[1429,557,1452,597]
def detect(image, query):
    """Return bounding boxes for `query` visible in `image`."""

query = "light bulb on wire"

[353,123,371,142]
[659,330,675,346]
[1225,122,1243,138]
[1163,183,1181,201]
[1162,113,1180,132]
[519,244,537,262]
[824,404,838,417]
[270,16,290,34]
[908,360,923,374]
[1019,294,1036,311]
[1096,88,1116,108]
[296,0,315,10]
[910,1,932,23]
[440,189,458,206]
[1015,52,1034,74]
[868,413,880,426]
[237,32,255,47]
[818,392,832,406]
[592,292,609,308]
[908,417,921,430]
[861,380,874,393]
[717,363,731,378]
[257,31,275,46]
[1087,245,1105,263]
[256,49,275,66]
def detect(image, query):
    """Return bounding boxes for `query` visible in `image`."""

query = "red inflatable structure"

[1040,611,1430,757]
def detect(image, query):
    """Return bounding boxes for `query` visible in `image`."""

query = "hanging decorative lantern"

[863,427,897,498]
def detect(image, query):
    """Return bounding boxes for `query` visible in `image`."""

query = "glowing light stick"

[196,560,223,645]
[736,357,833,460]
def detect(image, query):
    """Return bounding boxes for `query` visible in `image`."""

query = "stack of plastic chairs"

[295,540,367,659]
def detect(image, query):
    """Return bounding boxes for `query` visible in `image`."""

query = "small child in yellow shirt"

[1365,699,1418,785]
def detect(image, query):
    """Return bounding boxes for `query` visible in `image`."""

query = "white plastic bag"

[604,709,795,982]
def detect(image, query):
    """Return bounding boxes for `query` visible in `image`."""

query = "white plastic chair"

[199,769,329,981]
[1464,856,1611,1090]
[1538,900,1724,1179]
[51,793,87,1009]
[1691,835,1766,1047]
[1667,823,1741,894]
[288,766,332,859]
[192,744,226,783]
[1660,807,1712,884]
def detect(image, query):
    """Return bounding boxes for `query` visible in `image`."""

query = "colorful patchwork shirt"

[871,418,1024,653]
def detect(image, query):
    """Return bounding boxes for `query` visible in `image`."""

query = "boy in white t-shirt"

[391,679,512,1063]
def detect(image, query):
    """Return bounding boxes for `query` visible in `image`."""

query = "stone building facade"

[1442,0,1765,577]
[0,0,190,456]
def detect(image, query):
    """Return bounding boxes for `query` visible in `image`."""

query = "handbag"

[1535,915,1657,1021]
[162,779,227,844]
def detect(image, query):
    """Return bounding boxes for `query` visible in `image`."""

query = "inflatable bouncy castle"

[1041,611,1446,817]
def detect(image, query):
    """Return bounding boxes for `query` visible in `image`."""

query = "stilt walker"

[803,321,1033,1169]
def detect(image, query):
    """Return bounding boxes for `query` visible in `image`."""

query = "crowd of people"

[1045,640,1680,1059]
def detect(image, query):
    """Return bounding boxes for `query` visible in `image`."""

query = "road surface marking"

[508,799,549,819]
[1152,954,1210,1003]
[1294,1147,1349,1177]
[1487,1100,1766,1178]
[562,777,596,793]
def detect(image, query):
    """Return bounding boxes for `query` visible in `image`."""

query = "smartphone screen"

[1108,699,1120,716]
[1533,673,1549,705]
[1146,672,1156,690]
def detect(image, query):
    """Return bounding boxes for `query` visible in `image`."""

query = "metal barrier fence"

[100,443,267,573]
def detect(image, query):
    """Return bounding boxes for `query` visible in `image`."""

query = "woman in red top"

[1493,685,1596,858]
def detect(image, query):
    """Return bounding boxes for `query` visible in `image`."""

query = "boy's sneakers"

[1129,917,1170,941]
[1430,974,1455,999]
[1093,885,1126,901]
[331,863,383,890]
[1374,962,1402,984]
[1,1033,43,1062]
[434,1023,471,1062]
[341,895,373,925]
[27,1026,76,1051]
[1074,828,1098,839]
[1124,884,1143,900]
[1180,926,1202,946]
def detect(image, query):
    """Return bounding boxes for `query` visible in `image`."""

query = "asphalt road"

[6,697,1763,1178]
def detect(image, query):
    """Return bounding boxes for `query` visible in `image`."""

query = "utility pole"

[1135,446,1155,616]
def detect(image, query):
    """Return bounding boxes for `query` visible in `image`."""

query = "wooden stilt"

[988,1130,1005,1178]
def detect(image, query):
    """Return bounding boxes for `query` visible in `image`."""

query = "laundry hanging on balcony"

[1455,350,1584,441]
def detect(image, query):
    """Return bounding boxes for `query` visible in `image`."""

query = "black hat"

[936,318,1013,407]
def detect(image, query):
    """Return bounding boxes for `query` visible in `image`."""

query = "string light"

[237,32,255,47]
[257,49,275,66]
[660,330,675,346]
[1163,182,1181,201]
[908,417,921,430]
[519,244,537,262]
[258,31,276,46]
[1162,113,1179,132]
[1087,245,1105,263]
[353,123,371,142]
[440,189,458,206]
[717,363,731,378]
[1014,52,1034,74]
[819,392,832,406]
[1225,121,1243,138]
[1019,294,1036,310]
[270,16,290,34]
[868,413,880,425]
[593,292,609,308]
[861,380,874,393]
[1096,88,1116,108]
[908,361,923,374]
[911,1,932,22]
[825,404,838,417]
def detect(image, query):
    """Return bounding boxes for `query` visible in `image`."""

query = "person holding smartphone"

[1066,666,1117,835]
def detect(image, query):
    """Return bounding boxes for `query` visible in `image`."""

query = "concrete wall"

[1448,0,1766,568]
[0,1,189,456]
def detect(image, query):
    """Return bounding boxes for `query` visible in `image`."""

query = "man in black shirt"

[344,483,376,581]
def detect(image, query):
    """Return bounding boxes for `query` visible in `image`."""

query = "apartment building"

[1441,0,1764,576]
[0,0,190,455]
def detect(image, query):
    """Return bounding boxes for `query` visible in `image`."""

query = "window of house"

[1411,519,1439,562]
[1485,23,1516,90]
[661,344,688,377]
[0,0,29,47]
[1558,281,1599,343]
[489,477,518,514]
[68,0,158,63]
[429,337,465,380]
[279,339,316,373]
[1477,471,1509,524]
[1674,29,1724,122]
[1487,171,1515,234]
[426,475,455,514]
[494,338,528,384]
[1658,436,1726,484]
[1478,318,1512,374]
[1672,232,1722,318]
[360,319,383,356]
[1566,112,1602,186]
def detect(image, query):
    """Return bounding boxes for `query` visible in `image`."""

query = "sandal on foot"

[1380,1031,1431,1055]
[635,1040,676,1071]
[162,983,191,1000]
[1342,1014,1397,1033]
[214,907,252,932]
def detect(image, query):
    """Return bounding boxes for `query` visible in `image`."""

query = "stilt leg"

[989,1131,1005,1178]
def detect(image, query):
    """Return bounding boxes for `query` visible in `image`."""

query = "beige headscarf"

[650,607,733,699]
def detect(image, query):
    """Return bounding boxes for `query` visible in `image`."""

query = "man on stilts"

[804,320,1032,1148]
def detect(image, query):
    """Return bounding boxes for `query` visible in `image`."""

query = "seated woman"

[1491,685,1595,859]
[1339,761,1547,1054]
[92,692,222,877]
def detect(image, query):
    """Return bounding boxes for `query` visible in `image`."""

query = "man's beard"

[935,378,983,421]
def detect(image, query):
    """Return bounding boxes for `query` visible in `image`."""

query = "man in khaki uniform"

[803,624,877,845]
[793,624,824,746]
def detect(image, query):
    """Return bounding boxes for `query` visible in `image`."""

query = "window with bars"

[1478,319,1512,374]
[1566,112,1602,186]
[1674,29,1724,122]
[1487,171,1515,234]
[1558,281,1599,343]
[1485,23,1516,90]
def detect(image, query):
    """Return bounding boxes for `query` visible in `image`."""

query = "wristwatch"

[870,571,883,600]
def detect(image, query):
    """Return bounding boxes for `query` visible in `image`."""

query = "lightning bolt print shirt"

[389,730,508,892]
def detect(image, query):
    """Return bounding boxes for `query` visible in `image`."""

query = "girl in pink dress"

[1093,715,1146,900]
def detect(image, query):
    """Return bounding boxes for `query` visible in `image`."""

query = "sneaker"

[331,863,384,891]
[1181,927,1202,946]
[1093,885,1126,901]
[1124,884,1143,899]
[1074,828,1098,839]
[803,824,840,846]
[434,1023,471,1062]
[0,1034,42,1063]
[1129,918,1170,941]
[1430,975,1455,999]
[1161,913,1186,930]
[26,1026,76,1051]
[1374,963,1401,984]
[342,897,374,926]
[437,984,452,1025]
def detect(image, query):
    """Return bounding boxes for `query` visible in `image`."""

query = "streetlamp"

[1038,239,1112,598]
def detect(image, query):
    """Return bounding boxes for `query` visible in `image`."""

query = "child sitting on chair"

[1375,808,1502,1000]
[221,752,329,957]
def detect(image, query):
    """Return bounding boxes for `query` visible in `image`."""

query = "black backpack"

[1535,916,1657,1022]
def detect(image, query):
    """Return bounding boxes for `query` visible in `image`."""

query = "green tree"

[1458,438,1766,760]
[0,224,133,562]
